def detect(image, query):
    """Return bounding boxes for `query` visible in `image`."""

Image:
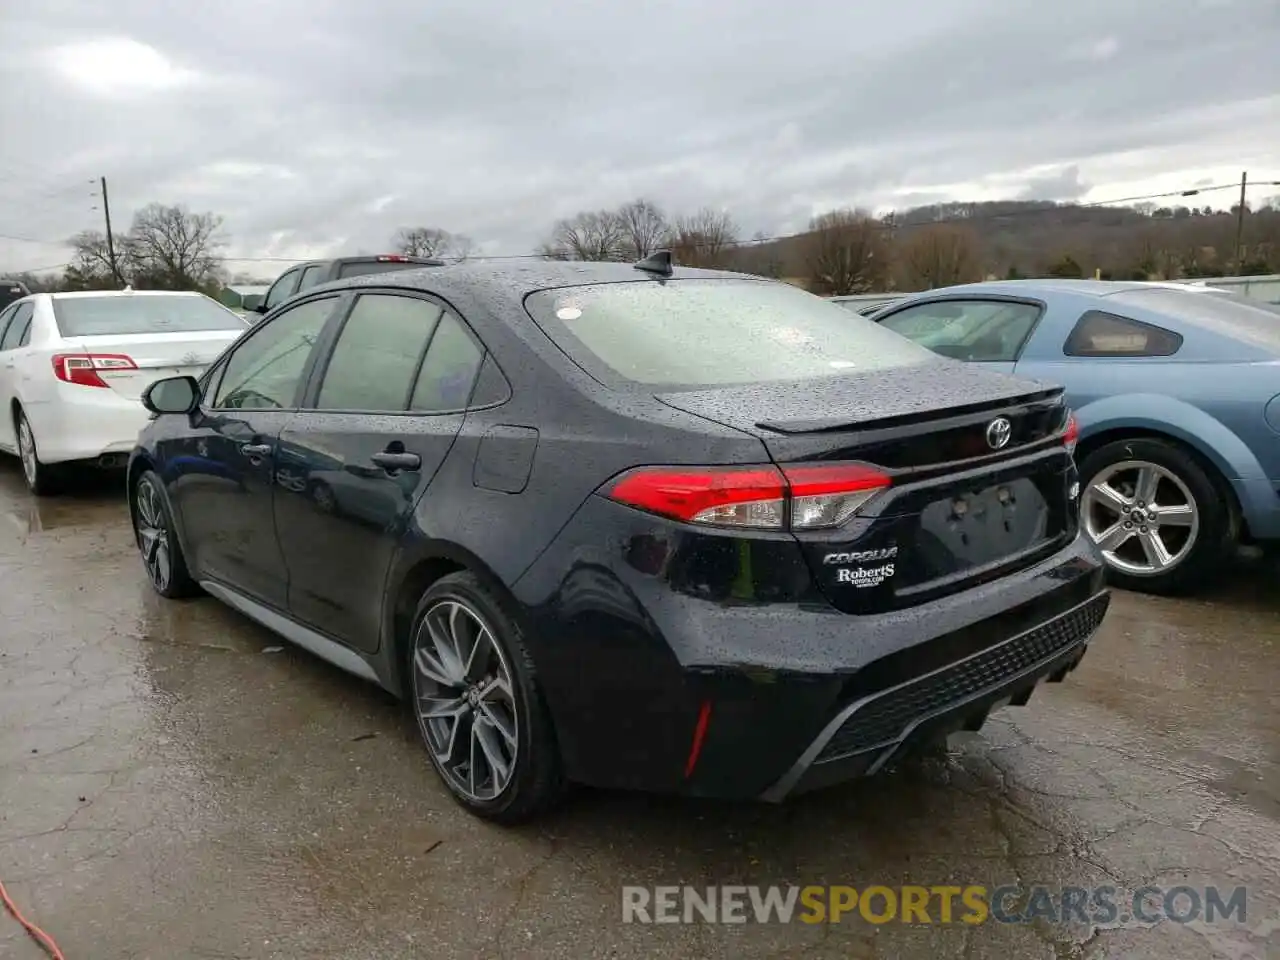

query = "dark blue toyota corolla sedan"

[127,255,1108,822]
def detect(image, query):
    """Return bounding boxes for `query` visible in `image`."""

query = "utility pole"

[100,176,123,287]
[1233,171,1247,274]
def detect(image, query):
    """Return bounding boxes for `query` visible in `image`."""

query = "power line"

[3,177,1277,269]
[7,262,70,274]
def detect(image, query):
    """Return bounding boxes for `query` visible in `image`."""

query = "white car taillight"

[51,353,138,388]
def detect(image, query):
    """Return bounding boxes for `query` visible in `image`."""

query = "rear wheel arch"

[1074,425,1242,530]
[384,543,522,697]
[126,454,156,525]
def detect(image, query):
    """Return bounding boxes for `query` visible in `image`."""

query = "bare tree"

[64,230,126,289]
[125,203,226,290]
[899,224,982,290]
[615,199,670,259]
[541,210,627,261]
[671,208,739,268]
[394,226,473,261]
[448,234,476,262]
[736,231,785,278]
[802,208,891,295]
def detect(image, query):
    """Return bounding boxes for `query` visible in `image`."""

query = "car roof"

[47,289,208,300]
[904,278,1248,301]
[309,259,763,302]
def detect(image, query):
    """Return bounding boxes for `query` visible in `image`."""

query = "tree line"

[531,196,1280,293]
[10,193,1280,297]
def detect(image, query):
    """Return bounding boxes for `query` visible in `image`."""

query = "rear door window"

[523,278,933,387]
[0,304,18,344]
[0,303,33,350]
[410,313,484,412]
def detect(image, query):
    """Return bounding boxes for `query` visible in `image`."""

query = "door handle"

[370,451,421,472]
[240,443,273,457]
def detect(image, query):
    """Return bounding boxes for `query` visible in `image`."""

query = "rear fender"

[1073,394,1265,482]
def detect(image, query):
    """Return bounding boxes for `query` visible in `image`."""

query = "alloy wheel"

[1081,459,1199,577]
[411,599,519,801]
[134,479,173,591]
[17,418,37,488]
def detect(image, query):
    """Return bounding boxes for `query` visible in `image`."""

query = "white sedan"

[0,289,249,495]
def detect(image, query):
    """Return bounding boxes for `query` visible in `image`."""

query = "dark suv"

[253,255,443,318]
[0,279,31,311]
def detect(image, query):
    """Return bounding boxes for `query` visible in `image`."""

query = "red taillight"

[605,465,787,528]
[51,353,137,388]
[376,254,410,262]
[1063,412,1079,454]
[603,462,892,531]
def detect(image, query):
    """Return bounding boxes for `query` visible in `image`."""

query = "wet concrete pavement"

[1,462,1277,960]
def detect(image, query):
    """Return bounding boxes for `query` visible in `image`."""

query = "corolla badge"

[985,417,1012,450]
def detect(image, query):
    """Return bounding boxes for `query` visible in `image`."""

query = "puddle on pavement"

[0,462,130,535]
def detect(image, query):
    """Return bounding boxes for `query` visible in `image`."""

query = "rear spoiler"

[755,386,1063,435]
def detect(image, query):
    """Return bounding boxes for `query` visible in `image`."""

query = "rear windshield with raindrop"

[52,294,249,337]
[523,278,934,387]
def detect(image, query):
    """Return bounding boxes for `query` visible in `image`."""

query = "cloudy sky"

[1,0,1277,278]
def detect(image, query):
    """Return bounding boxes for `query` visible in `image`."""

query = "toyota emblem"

[985,417,1012,450]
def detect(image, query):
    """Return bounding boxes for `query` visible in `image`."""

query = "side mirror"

[141,375,201,416]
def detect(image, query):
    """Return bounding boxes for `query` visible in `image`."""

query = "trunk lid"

[655,359,1077,613]
[70,331,240,400]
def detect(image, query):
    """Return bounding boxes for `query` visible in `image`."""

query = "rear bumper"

[514,494,1108,800]
[22,389,149,464]
[760,590,1107,800]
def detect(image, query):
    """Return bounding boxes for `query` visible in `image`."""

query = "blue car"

[869,279,1280,595]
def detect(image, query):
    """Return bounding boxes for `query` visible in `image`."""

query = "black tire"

[131,469,202,599]
[14,408,61,497]
[408,571,565,823]
[1077,437,1235,596]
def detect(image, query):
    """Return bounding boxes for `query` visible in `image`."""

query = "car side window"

[877,299,1042,362]
[410,312,484,412]
[1063,310,1183,358]
[212,297,337,409]
[0,303,33,351]
[263,268,303,311]
[0,304,18,344]
[295,264,328,293]
[314,294,444,411]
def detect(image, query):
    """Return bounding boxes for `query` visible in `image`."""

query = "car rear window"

[1106,288,1280,352]
[335,260,430,279]
[524,278,935,387]
[52,295,248,336]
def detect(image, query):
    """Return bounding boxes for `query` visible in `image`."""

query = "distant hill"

[729,199,1280,292]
